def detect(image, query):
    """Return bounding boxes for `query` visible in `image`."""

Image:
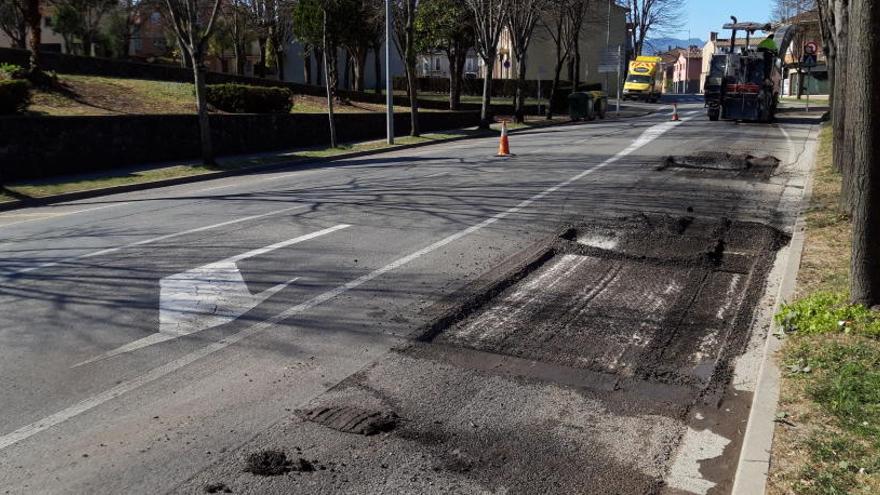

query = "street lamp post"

[385,0,394,144]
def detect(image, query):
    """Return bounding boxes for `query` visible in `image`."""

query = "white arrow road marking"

[73,224,350,367]
[2,204,308,279]
[0,118,689,451]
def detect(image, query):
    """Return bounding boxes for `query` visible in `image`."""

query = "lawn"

[24,74,425,116]
[767,123,880,495]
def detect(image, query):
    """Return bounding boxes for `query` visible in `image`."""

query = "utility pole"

[616,44,621,116]
[604,0,611,92]
[685,29,690,94]
[385,0,394,145]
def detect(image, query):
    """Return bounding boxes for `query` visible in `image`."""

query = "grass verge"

[767,123,880,495]
[0,131,471,200]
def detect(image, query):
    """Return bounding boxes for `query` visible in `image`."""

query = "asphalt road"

[0,101,817,494]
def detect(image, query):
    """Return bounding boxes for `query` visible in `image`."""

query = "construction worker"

[757,34,779,55]
[757,34,779,79]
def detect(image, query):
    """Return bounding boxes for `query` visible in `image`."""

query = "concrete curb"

[730,123,822,495]
[0,131,485,213]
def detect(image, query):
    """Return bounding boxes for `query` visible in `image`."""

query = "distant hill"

[644,38,705,54]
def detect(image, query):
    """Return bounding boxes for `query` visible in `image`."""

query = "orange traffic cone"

[671,103,680,121]
[497,120,511,157]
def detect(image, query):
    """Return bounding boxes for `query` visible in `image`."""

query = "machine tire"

[598,99,607,119]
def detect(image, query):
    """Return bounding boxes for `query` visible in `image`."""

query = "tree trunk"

[275,48,285,80]
[445,47,460,110]
[453,50,466,110]
[402,2,419,137]
[25,0,41,75]
[322,11,337,148]
[835,1,852,212]
[304,49,312,84]
[514,53,527,123]
[404,65,419,136]
[256,37,268,77]
[479,55,494,129]
[343,53,351,90]
[235,42,246,75]
[374,46,381,94]
[547,57,564,119]
[848,0,880,307]
[315,47,324,85]
[573,32,581,89]
[353,47,367,93]
[192,60,215,165]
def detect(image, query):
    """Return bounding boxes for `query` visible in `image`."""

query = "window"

[44,17,53,28]
[626,75,652,84]
[150,12,161,24]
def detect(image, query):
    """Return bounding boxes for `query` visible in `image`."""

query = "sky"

[666,0,773,41]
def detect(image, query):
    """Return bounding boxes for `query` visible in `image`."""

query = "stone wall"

[0,111,480,182]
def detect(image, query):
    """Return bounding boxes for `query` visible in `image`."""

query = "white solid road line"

[1,204,308,279]
[73,224,350,367]
[0,118,688,452]
[0,202,132,229]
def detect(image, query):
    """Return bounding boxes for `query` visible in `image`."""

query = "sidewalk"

[0,107,655,212]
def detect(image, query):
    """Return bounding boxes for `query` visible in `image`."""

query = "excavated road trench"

[179,213,788,495]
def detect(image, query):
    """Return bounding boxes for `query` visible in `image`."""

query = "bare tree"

[221,0,254,75]
[772,0,817,21]
[267,0,295,80]
[393,0,419,135]
[845,0,880,307]
[321,3,337,146]
[162,0,222,164]
[543,0,576,118]
[817,0,852,213]
[241,0,272,76]
[466,0,506,128]
[25,0,42,75]
[626,0,683,58]
[507,0,544,122]
[0,0,28,48]
[565,0,588,88]
[415,0,475,109]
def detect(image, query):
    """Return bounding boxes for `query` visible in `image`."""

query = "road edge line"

[730,123,821,495]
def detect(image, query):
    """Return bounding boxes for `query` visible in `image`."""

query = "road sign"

[804,41,818,55]
[598,48,622,73]
[802,53,817,68]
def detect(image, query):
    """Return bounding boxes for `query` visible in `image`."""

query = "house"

[656,47,685,93]
[671,46,701,94]
[129,0,262,76]
[700,31,767,93]
[416,50,480,79]
[487,1,629,92]
[778,8,828,96]
[0,5,67,53]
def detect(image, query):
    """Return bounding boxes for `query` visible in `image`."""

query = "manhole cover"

[298,406,399,435]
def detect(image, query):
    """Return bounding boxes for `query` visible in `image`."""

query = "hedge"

[0,79,30,114]
[206,84,293,114]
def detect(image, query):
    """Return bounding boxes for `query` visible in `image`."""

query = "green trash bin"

[589,91,608,119]
[567,92,594,121]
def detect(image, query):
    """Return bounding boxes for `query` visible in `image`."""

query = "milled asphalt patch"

[173,213,788,494]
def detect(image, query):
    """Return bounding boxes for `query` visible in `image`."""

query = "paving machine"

[704,17,797,122]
